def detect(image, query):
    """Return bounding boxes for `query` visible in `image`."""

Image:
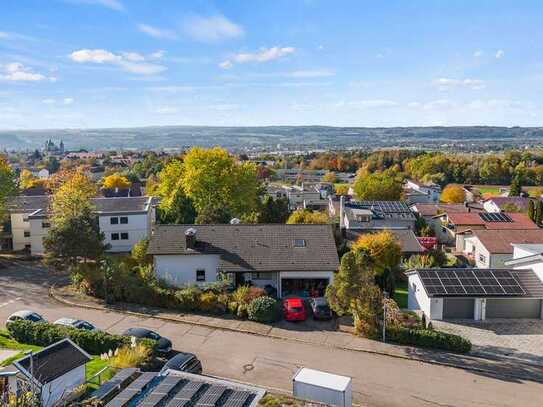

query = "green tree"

[326,250,382,337]
[353,171,402,201]
[528,199,536,222]
[509,174,522,197]
[259,196,290,223]
[195,201,232,224]
[286,209,328,224]
[181,147,260,220]
[46,156,61,174]
[43,208,108,269]
[536,200,543,226]
[0,155,16,218]
[131,238,151,265]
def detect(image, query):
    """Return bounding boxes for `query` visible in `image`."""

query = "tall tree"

[536,200,543,226]
[353,171,402,201]
[258,196,290,223]
[181,147,260,220]
[528,199,536,222]
[351,230,402,276]
[440,184,465,203]
[102,174,131,189]
[509,174,522,197]
[50,170,97,224]
[0,155,16,219]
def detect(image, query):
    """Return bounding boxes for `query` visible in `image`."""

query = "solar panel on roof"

[479,212,512,222]
[167,401,191,407]
[418,269,524,297]
[222,391,252,407]
[196,386,227,407]
[174,382,205,401]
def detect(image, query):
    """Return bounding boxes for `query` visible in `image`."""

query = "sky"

[1,0,543,129]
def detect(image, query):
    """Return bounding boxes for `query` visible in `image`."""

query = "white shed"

[293,367,352,407]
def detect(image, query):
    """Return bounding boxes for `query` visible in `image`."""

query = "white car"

[6,310,46,325]
[54,318,97,331]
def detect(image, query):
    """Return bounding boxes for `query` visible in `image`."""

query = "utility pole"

[382,291,389,343]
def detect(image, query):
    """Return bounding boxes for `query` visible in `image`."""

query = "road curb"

[49,286,542,383]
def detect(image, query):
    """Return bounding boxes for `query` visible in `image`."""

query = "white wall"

[29,218,48,255]
[40,365,85,407]
[10,213,31,251]
[99,213,150,253]
[154,254,221,287]
[430,298,444,320]
[408,274,431,316]
[483,201,501,213]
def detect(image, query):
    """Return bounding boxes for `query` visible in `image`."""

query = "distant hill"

[1,126,543,152]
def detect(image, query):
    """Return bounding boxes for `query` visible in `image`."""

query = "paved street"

[1,263,543,406]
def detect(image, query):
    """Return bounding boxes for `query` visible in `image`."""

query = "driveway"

[433,319,543,364]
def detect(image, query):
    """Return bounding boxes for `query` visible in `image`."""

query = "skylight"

[294,239,306,248]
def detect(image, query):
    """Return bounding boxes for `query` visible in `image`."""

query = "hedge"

[247,296,279,323]
[386,326,471,353]
[7,320,131,355]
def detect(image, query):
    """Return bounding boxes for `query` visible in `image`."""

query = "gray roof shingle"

[147,224,340,273]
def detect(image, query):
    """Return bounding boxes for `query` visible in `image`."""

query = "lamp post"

[382,291,389,343]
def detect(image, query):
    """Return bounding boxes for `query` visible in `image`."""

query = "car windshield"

[148,332,161,340]
[79,322,94,330]
[27,314,42,322]
[291,306,304,313]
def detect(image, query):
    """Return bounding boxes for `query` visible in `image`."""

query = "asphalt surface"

[1,262,543,407]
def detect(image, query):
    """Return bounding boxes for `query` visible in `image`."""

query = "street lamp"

[382,291,389,343]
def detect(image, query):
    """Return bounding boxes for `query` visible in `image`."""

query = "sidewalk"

[51,285,543,383]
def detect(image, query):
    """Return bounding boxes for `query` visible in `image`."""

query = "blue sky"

[1,0,542,129]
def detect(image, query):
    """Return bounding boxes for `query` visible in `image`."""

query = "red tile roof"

[469,229,543,253]
[447,212,538,230]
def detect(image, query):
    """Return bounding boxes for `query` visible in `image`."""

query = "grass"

[394,281,408,309]
[0,329,42,367]
[475,186,501,196]
[86,357,113,390]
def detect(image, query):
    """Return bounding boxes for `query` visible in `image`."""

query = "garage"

[443,298,475,319]
[486,299,542,319]
[281,278,330,298]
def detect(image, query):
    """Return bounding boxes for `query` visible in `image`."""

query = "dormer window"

[294,239,306,248]
[356,214,370,222]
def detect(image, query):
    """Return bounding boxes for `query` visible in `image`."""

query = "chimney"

[185,227,197,249]
[339,195,345,230]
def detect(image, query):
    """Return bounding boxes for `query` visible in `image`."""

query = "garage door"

[486,299,542,319]
[443,298,475,319]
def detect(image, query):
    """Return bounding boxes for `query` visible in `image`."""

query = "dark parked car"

[123,328,172,354]
[160,352,202,374]
[309,297,333,320]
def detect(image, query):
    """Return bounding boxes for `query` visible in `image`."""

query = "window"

[120,217,128,224]
[478,254,487,264]
[121,232,129,240]
[111,233,119,240]
[23,217,29,222]
[42,222,50,229]
[294,239,306,248]
[110,217,119,225]
[252,272,273,280]
[24,231,30,238]
[196,269,206,282]
[355,214,370,222]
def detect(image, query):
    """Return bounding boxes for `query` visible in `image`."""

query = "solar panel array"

[196,385,227,407]
[351,201,412,213]
[418,269,525,297]
[479,212,513,223]
[105,372,157,407]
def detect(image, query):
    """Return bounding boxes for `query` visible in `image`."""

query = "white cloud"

[496,49,505,59]
[287,69,334,78]
[473,50,483,57]
[433,77,486,90]
[153,105,179,114]
[0,62,53,82]
[340,100,399,109]
[149,50,165,60]
[41,97,75,105]
[220,46,295,69]
[42,98,56,104]
[183,15,244,42]
[137,24,177,40]
[69,48,166,75]
[66,0,124,11]
[0,32,9,39]
[422,99,456,110]
[63,97,74,105]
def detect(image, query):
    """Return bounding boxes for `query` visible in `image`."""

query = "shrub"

[232,285,266,306]
[109,343,151,368]
[175,286,202,311]
[236,303,248,319]
[386,326,471,353]
[247,296,279,323]
[7,320,130,354]
[199,291,226,314]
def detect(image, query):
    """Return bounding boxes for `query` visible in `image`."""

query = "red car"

[283,298,307,321]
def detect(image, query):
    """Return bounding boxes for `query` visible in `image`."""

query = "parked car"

[283,298,307,322]
[160,352,202,374]
[6,310,46,325]
[54,318,97,331]
[123,328,172,354]
[309,297,333,320]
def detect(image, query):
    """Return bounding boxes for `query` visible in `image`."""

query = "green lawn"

[394,281,408,309]
[475,186,501,196]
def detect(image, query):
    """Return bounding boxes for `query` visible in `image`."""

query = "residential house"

[338,198,424,256]
[410,202,483,244]
[13,339,91,407]
[7,195,155,255]
[403,179,441,204]
[483,196,535,213]
[459,229,543,268]
[147,224,340,298]
[407,268,543,321]
[504,243,543,283]
[435,211,538,247]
